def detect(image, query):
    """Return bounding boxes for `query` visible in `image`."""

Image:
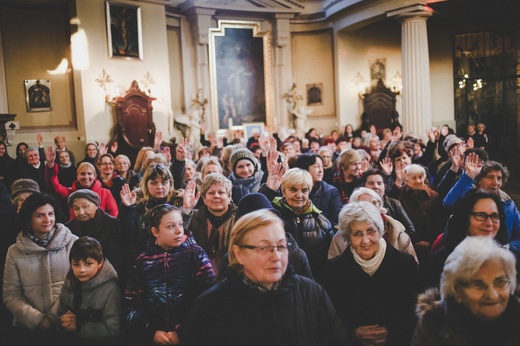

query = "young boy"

[58,236,121,338]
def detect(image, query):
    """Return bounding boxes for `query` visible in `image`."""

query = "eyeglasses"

[238,244,289,255]
[351,228,379,239]
[470,212,501,223]
[464,277,510,296]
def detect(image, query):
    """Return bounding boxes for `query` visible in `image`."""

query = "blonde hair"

[228,210,284,270]
[338,149,362,171]
[134,147,155,172]
[76,162,96,176]
[200,173,231,199]
[281,168,313,192]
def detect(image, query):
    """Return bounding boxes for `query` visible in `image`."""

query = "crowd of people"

[1,120,519,345]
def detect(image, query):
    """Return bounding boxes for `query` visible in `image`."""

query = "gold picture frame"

[105,1,143,60]
[209,20,273,131]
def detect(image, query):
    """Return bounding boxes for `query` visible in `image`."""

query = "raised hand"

[176,138,189,161]
[120,183,137,206]
[98,142,108,155]
[45,146,56,167]
[36,133,43,147]
[182,180,200,214]
[426,128,436,143]
[154,131,163,150]
[379,157,393,176]
[450,146,464,172]
[258,132,270,156]
[161,146,171,164]
[266,160,286,191]
[394,161,406,186]
[110,141,118,153]
[464,152,482,179]
[466,137,474,149]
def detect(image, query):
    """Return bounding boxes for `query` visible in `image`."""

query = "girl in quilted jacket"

[123,204,215,345]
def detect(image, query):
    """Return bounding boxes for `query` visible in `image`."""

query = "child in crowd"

[123,204,215,345]
[58,236,121,338]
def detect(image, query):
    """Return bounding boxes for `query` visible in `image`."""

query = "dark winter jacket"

[412,288,520,345]
[123,236,215,343]
[183,267,346,346]
[323,242,421,346]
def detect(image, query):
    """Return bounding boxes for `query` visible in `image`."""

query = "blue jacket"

[123,236,215,342]
[309,181,342,227]
[443,172,520,252]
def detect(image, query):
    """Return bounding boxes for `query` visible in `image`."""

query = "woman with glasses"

[322,201,421,346]
[183,210,346,346]
[413,236,520,345]
[424,189,510,288]
[96,153,125,206]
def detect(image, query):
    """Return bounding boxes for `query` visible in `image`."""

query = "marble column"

[273,14,294,131]
[390,5,433,139]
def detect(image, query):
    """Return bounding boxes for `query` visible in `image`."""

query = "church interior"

[0,0,519,163]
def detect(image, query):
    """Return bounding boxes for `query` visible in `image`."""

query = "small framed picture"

[105,1,143,60]
[24,79,52,112]
[243,122,265,139]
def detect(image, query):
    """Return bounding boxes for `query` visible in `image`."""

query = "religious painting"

[105,1,143,60]
[369,58,386,82]
[306,83,323,106]
[24,79,52,112]
[209,21,273,131]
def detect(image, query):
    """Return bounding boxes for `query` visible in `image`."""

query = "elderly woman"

[323,201,420,346]
[3,193,78,331]
[413,236,520,345]
[293,153,342,226]
[46,147,118,219]
[260,167,334,280]
[424,189,510,288]
[183,210,346,346]
[328,187,417,263]
[332,149,363,204]
[119,163,198,261]
[399,164,447,264]
[65,189,125,286]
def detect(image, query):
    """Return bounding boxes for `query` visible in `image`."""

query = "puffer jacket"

[412,288,520,345]
[46,164,118,218]
[3,223,78,329]
[309,181,342,227]
[272,197,334,280]
[183,267,346,346]
[328,214,418,263]
[58,259,121,338]
[123,235,215,343]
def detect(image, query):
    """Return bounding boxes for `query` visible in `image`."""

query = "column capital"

[387,4,433,22]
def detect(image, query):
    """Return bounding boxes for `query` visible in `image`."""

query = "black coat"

[183,267,346,346]
[323,243,421,346]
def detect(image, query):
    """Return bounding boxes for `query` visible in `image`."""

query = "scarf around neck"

[351,237,386,276]
[27,227,56,248]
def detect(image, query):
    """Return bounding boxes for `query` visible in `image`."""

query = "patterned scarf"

[206,206,232,256]
[240,271,281,292]
[27,228,56,248]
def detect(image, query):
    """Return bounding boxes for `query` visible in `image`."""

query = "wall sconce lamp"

[96,69,155,105]
[353,72,369,99]
[390,71,403,95]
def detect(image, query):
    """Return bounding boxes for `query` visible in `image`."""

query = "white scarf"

[351,238,386,276]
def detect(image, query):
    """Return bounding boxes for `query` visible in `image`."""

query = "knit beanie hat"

[68,189,101,207]
[236,192,281,219]
[230,148,257,175]
[11,179,40,201]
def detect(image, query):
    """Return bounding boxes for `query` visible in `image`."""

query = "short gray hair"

[404,164,426,179]
[350,187,384,209]
[338,201,384,240]
[281,168,313,192]
[441,236,517,300]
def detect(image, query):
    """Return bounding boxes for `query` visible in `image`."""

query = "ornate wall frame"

[209,20,273,131]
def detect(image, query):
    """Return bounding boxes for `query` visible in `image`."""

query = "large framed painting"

[105,1,143,60]
[209,21,273,131]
